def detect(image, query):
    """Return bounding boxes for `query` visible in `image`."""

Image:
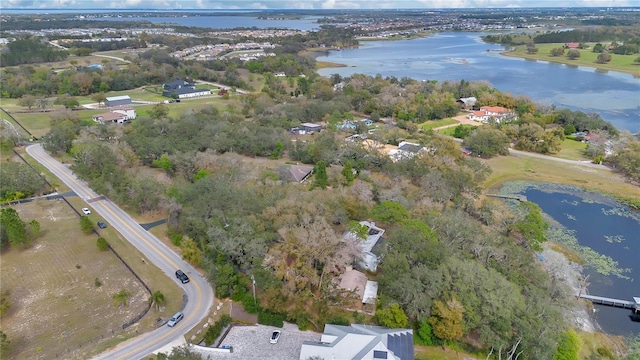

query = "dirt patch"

[1,201,149,360]
[230,301,258,324]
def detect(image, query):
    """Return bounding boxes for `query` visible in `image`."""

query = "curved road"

[26,144,214,360]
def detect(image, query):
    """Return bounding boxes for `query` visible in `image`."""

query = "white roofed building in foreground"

[300,324,414,360]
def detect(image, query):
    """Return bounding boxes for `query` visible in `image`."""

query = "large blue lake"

[95,15,321,31]
[317,33,640,133]
[508,183,640,338]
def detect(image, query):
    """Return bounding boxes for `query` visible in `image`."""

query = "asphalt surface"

[26,144,214,360]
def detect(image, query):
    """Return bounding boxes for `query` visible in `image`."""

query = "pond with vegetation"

[500,181,640,338]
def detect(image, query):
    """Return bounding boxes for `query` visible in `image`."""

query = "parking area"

[196,323,321,360]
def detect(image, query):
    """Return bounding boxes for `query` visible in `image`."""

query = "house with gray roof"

[388,141,430,162]
[162,79,212,98]
[457,96,477,109]
[344,221,385,272]
[299,324,413,360]
[105,95,131,107]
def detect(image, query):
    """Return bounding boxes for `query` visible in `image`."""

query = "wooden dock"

[486,194,527,202]
[578,294,640,312]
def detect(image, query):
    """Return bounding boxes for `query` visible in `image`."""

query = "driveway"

[195,323,320,360]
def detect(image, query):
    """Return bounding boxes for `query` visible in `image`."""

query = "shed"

[105,95,132,107]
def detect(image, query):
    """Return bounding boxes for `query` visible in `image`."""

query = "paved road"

[26,144,214,360]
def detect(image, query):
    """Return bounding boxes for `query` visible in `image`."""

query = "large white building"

[300,324,414,360]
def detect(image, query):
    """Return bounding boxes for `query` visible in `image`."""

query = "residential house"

[290,123,322,135]
[300,122,322,133]
[344,221,385,272]
[286,164,314,183]
[92,107,137,124]
[299,324,414,360]
[337,267,378,306]
[467,106,516,124]
[105,95,131,107]
[457,96,477,109]
[111,106,137,120]
[389,141,429,162]
[565,42,580,49]
[162,79,212,99]
[92,112,128,124]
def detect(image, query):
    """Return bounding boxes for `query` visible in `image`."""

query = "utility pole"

[251,274,256,305]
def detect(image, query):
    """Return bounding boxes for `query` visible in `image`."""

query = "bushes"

[203,314,232,346]
[96,237,109,251]
[80,215,94,234]
[258,311,284,328]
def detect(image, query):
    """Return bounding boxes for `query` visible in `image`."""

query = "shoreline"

[498,47,640,77]
[538,242,600,333]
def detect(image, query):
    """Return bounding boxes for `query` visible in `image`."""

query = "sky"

[1,0,635,9]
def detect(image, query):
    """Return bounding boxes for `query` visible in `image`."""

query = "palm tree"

[149,290,166,311]
[112,289,131,307]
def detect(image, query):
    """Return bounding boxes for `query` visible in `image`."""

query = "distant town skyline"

[1,0,635,10]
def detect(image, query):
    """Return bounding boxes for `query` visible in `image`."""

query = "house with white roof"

[299,324,414,360]
[344,221,385,272]
[389,141,430,162]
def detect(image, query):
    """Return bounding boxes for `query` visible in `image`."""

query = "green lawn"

[550,138,589,161]
[75,87,167,104]
[419,118,458,131]
[9,109,105,138]
[483,153,640,203]
[505,43,640,76]
[439,124,477,136]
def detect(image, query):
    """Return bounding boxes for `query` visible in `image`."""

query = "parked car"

[270,330,281,344]
[97,221,107,229]
[175,270,190,284]
[82,208,91,215]
[167,312,184,327]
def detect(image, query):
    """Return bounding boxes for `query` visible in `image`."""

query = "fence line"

[11,148,153,331]
[0,107,32,138]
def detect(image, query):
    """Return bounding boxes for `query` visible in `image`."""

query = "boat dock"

[486,194,527,202]
[578,294,640,313]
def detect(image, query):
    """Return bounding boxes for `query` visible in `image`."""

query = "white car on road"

[82,207,91,215]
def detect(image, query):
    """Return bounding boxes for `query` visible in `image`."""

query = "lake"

[93,15,321,31]
[317,33,640,133]
[503,182,640,338]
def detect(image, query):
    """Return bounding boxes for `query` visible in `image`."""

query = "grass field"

[551,138,589,161]
[0,149,184,359]
[504,43,640,76]
[414,344,479,360]
[419,118,459,131]
[482,153,640,203]
[438,124,477,136]
[0,200,149,360]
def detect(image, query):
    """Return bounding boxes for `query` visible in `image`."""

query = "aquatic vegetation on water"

[601,206,636,219]
[562,199,580,206]
[546,228,632,280]
[564,213,577,221]
[604,235,624,244]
